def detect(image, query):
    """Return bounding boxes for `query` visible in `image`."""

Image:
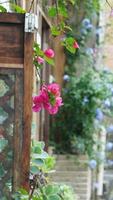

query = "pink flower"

[48,105,59,115]
[47,83,61,97]
[32,83,63,115]
[37,56,44,64]
[44,48,55,58]
[32,95,43,112]
[73,41,79,49]
[56,97,63,106]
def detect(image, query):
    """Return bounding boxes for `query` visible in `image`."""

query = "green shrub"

[50,68,113,156]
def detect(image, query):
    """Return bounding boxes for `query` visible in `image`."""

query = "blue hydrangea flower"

[82,18,90,27]
[95,108,104,121]
[106,142,113,151]
[104,99,111,108]
[89,159,97,169]
[80,28,87,36]
[106,125,113,133]
[107,160,113,167]
[86,24,93,31]
[96,28,102,37]
[82,96,89,106]
[63,74,70,81]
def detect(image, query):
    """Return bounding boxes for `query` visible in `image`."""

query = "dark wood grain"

[0,13,24,64]
[0,24,24,64]
[21,32,33,190]
[0,13,25,23]
[13,69,24,191]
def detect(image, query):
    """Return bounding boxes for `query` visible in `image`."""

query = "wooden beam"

[21,32,33,190]
[13,69,24,191]
[0,64,23,68]
[0,13,25,23]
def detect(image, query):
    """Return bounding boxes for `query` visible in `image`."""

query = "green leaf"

[51,26,61,36]
[19,188,28,195]
[63,37,76,54]
[32,158,44,166]
[30,166,40,174]
[64,25,72,32]
[33,152,48,159]
[69,0,75,5]
[32,196,40,200]
[58,6,68,18]
[11,4,26,13]
[48,7,57,17]
[0,5,7,12]
[44,56,55,66]
[66,46,76,54]
[48,195,60,200]
[32,141,45,153]
[45,157,55,170]
[45,185,60,195]
[45,185,54,195]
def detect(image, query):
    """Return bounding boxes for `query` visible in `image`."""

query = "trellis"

[0,13,33,198]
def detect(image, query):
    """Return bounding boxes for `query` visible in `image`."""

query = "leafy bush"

[50,68,113,156]
[13,141,77,200]
[14,184,77,200]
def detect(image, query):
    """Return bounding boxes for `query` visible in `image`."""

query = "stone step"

[51,177,88,183]
[51,180,88,188]
[55,159,88,165]
[50,155,91,200]
[55,165,88,171]
[54,154,88,160]
[51,181,87,192]
[51,171,88,177]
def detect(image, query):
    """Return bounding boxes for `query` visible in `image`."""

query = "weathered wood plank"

[0,13,25,23]
[0,24,24,64]
[13,69,24,191]
[21,32,33,190]
[0,64,23,68]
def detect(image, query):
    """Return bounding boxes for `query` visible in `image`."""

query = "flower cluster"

[33,43,55,70]
[36,48,54,65]
[32,83,63,115]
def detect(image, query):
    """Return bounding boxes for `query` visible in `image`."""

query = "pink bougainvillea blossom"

[44,48,55,58]
[47,83,60,96]
[32,83,63,115]
[73,41,79,49]
[37,56,44,64]
[32,95,43,112]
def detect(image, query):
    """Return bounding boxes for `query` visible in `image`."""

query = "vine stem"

[28,0,35,13]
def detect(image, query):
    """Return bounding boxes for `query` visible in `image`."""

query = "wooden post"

[21,32,33,190]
